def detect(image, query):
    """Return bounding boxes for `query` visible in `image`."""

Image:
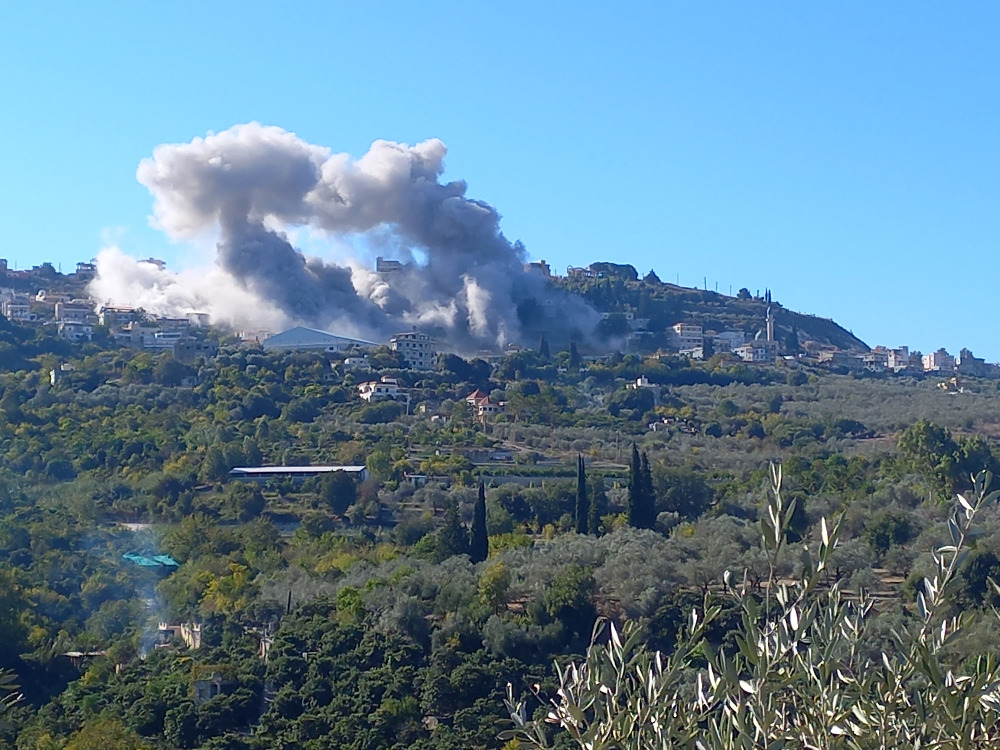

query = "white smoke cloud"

[92,123,600,350]
[89,246,289,331]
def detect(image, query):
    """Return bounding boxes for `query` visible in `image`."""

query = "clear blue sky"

[2,3,998,357]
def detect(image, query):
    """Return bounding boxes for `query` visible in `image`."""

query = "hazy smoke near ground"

[91,123,598,349]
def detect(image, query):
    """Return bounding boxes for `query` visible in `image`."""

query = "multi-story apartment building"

[2,296,34,321]
[885,346,910,371]
[670,322,704,351]
[54,300,95,323]
[923,348,955,372]
[58,321,93,342]
[391,330,436,369]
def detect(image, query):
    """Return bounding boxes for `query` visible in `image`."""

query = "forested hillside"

[1,316,999,748]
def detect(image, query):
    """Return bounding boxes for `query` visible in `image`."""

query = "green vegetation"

[1,311,1000,747]
[506,469,1000,749]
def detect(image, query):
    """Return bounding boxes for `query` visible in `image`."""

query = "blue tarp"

[123,553,159,566]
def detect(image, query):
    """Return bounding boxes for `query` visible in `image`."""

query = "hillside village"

[3,256,993,384]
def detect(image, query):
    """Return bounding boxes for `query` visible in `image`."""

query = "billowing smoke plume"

[90,123,598,350]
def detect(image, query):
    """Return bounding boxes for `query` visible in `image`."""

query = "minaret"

[766,306,774,343]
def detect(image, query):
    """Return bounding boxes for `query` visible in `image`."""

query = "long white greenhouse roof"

[229,465,367,475]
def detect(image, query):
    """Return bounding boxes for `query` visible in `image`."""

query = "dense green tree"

[897,419,959,497]
[653,467,713,519]
[640,452,656,525]
[863,508,915,555]
[588,476,608,536]
[163,702,200,749]
[627,445,656,530]
[437,500,469,560]
[538,336,551,361]
[478,560,511,614]
[541,564,596,641]
[64,719,151,749]
[320,471,358,516]
[607,386,655,419]
[568,342,581,370]
[956,548,1000,608]
[200,447,230,484]
[470,483,489,564]
[575,454,589,535]
[153,355,192,386]
[0,567,29,668]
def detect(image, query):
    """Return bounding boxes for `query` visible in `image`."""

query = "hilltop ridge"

[545,261,869,353]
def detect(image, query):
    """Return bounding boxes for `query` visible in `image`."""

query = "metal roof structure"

[261,326,378,352]
[229,465,369,481]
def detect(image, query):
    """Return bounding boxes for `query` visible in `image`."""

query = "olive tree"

[504,468,1000,749]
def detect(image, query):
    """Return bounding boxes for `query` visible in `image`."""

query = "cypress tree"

[575,454,589,534]
[589,474,608,536]
[640,451,657,529]
[628,446,657,530]
[627,444,644,528]
[538,335,551,361]
[470,482,489,563]
[569,342,581,370]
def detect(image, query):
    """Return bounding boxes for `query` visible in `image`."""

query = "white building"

[114,322,158,347]
[670,323,704,351]
[50,362,74,385]
[391,330,436,369]
[679,346,704,360]
[358,376,406,402]
[343,356,371,372]
[36,290,69,304]
[156,317,191,332]
[54,300,94,323]
[886,346,910,371]
[465,389,504,420]
[735,341,780,364]
[923,348,955,372]
[58,321,93,342]
[262,326,377,353]
[712,331,746,352]
[98,306,137,328]
[2,297,33,321]
[143,330,184,350]
[627,376,657,390]
[863,350,889,371]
